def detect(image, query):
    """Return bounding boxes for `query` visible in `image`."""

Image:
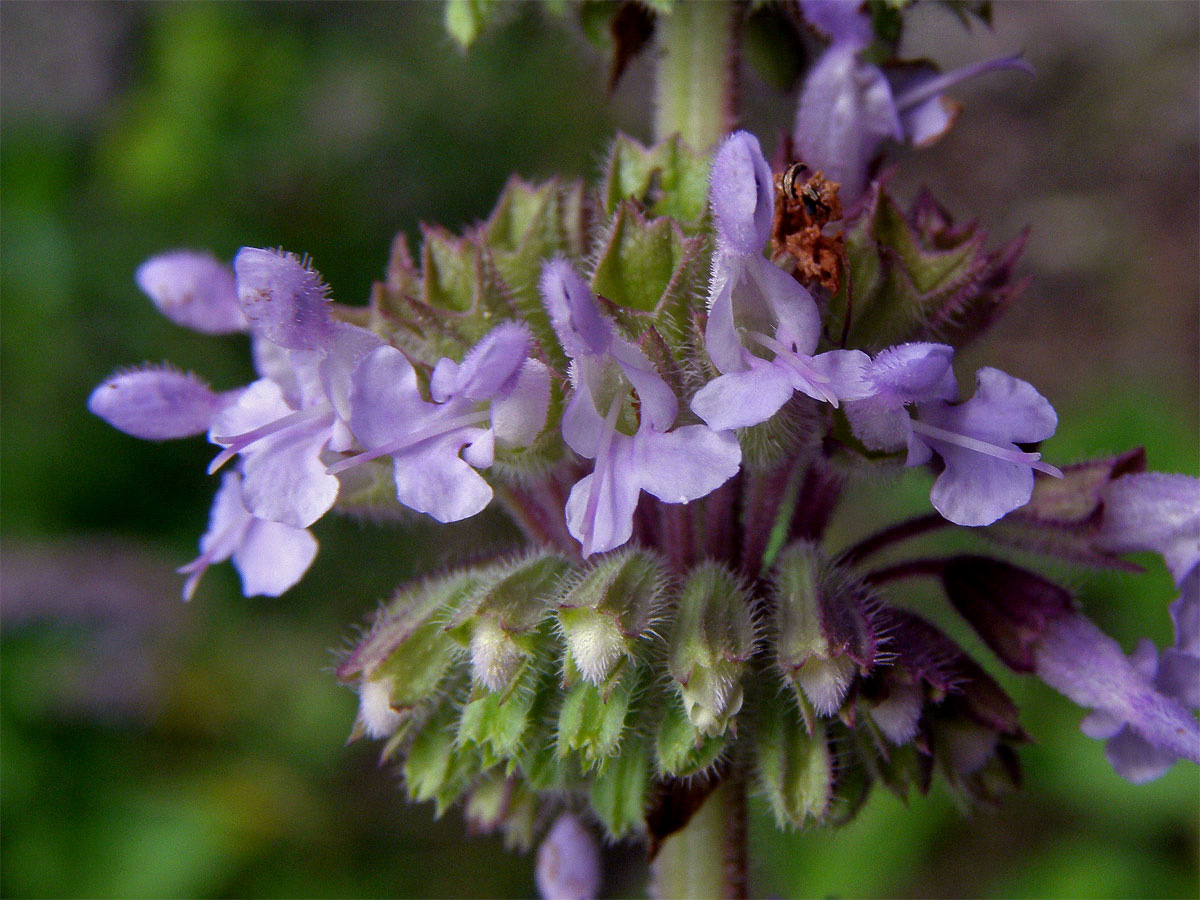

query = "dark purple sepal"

[985,447,1147,569]
[940,556,1075,673]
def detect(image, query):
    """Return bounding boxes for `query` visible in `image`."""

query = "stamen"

[208,407,332,474]
[894,54,1033,114]
[325,409,492,476]
[909,418,1064,477]
[748,331,840,406]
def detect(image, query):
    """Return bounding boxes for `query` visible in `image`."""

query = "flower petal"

[794,44,901,204]
[636,425,742,505]
[391,434,494,523]
[540,259,612,358]
[710,131,775,256]
[136,250,246,334]
[492,359,551,447]
[929,445,1037,527]
[1099,472,1200,587]
[89,365,228,440]
[234,517,318,597]
[690,359,795,431]
[565,437,641,557]
[234,247,335,350]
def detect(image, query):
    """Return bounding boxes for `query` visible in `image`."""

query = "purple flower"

[794,1,1032,204]
[1098,472,1200,588]
[1098,472,1200,655]
[328,322,551,523]
[536,813,601,900]
[135,250,247,334]
[541,260,741,557]
[88,364,239,440]
[846,344,1062,526]
[178,471,318,601]
[207,248,383,528]
[1037,616,1200,783]
[691,132,871,432]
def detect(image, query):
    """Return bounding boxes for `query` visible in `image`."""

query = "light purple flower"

[1098,472,1200,655]
[1036,615,1200,783]
[206,248,383,528]
[541,260,741,557]
[208,323,381,528]
[177,471,318,601]
[846,344,1062,526]
[691,132,871,432]
[536,813,601,900]
[88,364,239,440]
[1098,472,1200,588]
[135,250,247,334]
[328,322,550,523]
[794,1,1032,204]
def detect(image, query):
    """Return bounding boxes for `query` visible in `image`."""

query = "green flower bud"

[464,773,539,852]
[557,549,668,685]
[666,562,755,737]
[654,693,729,778]
[445,552,574,692]
[772,543,876,717]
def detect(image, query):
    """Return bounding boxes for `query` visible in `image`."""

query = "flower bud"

[557,550,668,685]
[536,813,602,900]
[445,553,573,692]
[772,543,877,716]
[667,563,756,737]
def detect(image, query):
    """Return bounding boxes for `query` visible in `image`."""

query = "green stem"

[653,0,739,150]
[651,778,747,899]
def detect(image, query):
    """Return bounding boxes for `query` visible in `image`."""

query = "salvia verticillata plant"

[88,1,1198,897]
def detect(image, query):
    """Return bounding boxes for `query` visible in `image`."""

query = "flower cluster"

[88,0,1198,888]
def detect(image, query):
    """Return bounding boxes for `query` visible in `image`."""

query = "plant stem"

[651,777,747,899]
[653,0,739,149]
[838,512,951,567]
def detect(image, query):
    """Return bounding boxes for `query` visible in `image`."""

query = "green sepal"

[457,652,545,765]
[464,774,540,851]
[481,176,590,371]
[755,700,833,829]
[590,201,708,345]
[654,693,729,778]
[340,571,484,704]
[771,543,877,717]
[589,737,651,838]
[601,133,710,226]
[444,552,574,691]
[556,666,641,769]
[405,700,484,815]
[330,458,410,521]
[667,562,755,737]
[833,188,1027,352]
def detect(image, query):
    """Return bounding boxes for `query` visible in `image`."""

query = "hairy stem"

[654,0,739,149]
[838,512,951,567]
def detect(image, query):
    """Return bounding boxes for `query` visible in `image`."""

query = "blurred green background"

[1,2,1196,897]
